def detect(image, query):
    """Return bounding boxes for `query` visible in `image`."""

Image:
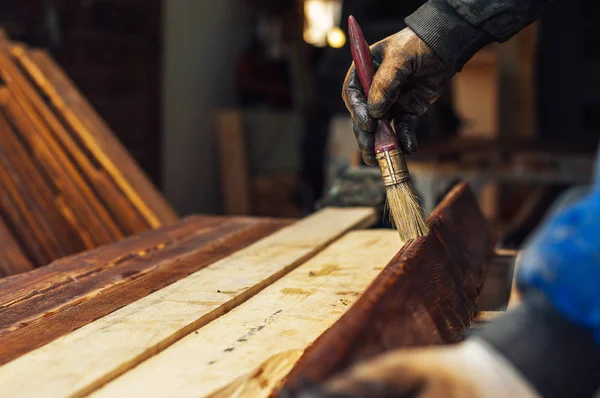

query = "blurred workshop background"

[1,0,598,249]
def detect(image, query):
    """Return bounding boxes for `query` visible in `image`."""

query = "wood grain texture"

[0,215,33,277]
[2,95,104,248]
[0,39,124,246]
[0,110,87,259]
[0,215,290,366]
[93,230,402,398]
[0,207,376,398]
[283,182,494,393]
[0,32,178,276]
[0,173,49,266]
[13,45,177,227]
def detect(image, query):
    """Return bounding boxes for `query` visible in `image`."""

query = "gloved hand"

[297,340,539,398]
[342,27,454,165]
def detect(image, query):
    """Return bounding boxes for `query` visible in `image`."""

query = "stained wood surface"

[0,216,291,366]
[283,182,494,393]
[93,230,401,398]
[0,31,177,276]
[216,109,251,215]
[13,45,177,227]
[0,215,33,277]
[0,207,376,398]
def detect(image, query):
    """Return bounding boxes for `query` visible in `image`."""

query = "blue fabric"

[518,149,600,345]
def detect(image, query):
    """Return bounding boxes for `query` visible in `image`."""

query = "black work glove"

[342,27,454,165]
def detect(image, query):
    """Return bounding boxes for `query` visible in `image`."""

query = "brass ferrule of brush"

[375,148,410,186]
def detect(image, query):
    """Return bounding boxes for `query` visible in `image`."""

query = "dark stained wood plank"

[2,95,110,249]
[0,179,49,267]
[282,182,494,393]
[0,110,87,257]
[14,45,178,227]
[0,216,219,307]
[0,34,124,246]
[15,46,152,236]
[0,215,34,277]
[90,170,150,235]
[428,181,495,294]
[0,144,60,262]
[0,216,291,365]
[0,32,180,276]
[2,97,98,249]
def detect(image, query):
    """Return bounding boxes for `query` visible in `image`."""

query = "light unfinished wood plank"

[0,207,377,398]
[94,230,401,398]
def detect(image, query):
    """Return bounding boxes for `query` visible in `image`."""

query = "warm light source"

[327,26,346,48]
[303,0,343,48]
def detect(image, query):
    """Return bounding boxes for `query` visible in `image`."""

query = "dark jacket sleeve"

[405,0,562,70]
[474,292,600,398]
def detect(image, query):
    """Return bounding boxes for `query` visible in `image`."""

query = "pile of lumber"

[0,182,496,398]
[0,32,177,277]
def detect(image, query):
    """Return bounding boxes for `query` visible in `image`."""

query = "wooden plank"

[0,176,49,266]
[14,46,155,234]
[0,216,216,306]
[13,45,178,227]
[0,35,124,246]
[0,110,87,258]
[3,95,110,249]
[0,216,290,366]
[0,137,60,262]
[0,217,251,330]
[216,109,250,215]
[0,216,209,300]
[283,182,494,393]
[0,207,376,397]
[90,170,150,235]
[2,97,96,249]
[0,215,33,276]
[93,230,401,398]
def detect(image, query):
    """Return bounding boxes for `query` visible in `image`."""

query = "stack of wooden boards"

[0,32,177,277]
[0,182,495,398]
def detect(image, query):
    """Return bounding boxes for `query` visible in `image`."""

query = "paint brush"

[348,16,429,241]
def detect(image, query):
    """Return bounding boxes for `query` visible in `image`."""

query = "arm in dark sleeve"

[474,292,600,398]
[476,145,600,397]
[405,0,563,70]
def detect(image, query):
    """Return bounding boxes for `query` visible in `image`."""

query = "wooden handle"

[348,16,397,153]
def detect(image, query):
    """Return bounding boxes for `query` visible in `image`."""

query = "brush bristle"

[385,181,429,241]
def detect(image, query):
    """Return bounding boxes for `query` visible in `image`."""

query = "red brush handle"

[348,16,397,153]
